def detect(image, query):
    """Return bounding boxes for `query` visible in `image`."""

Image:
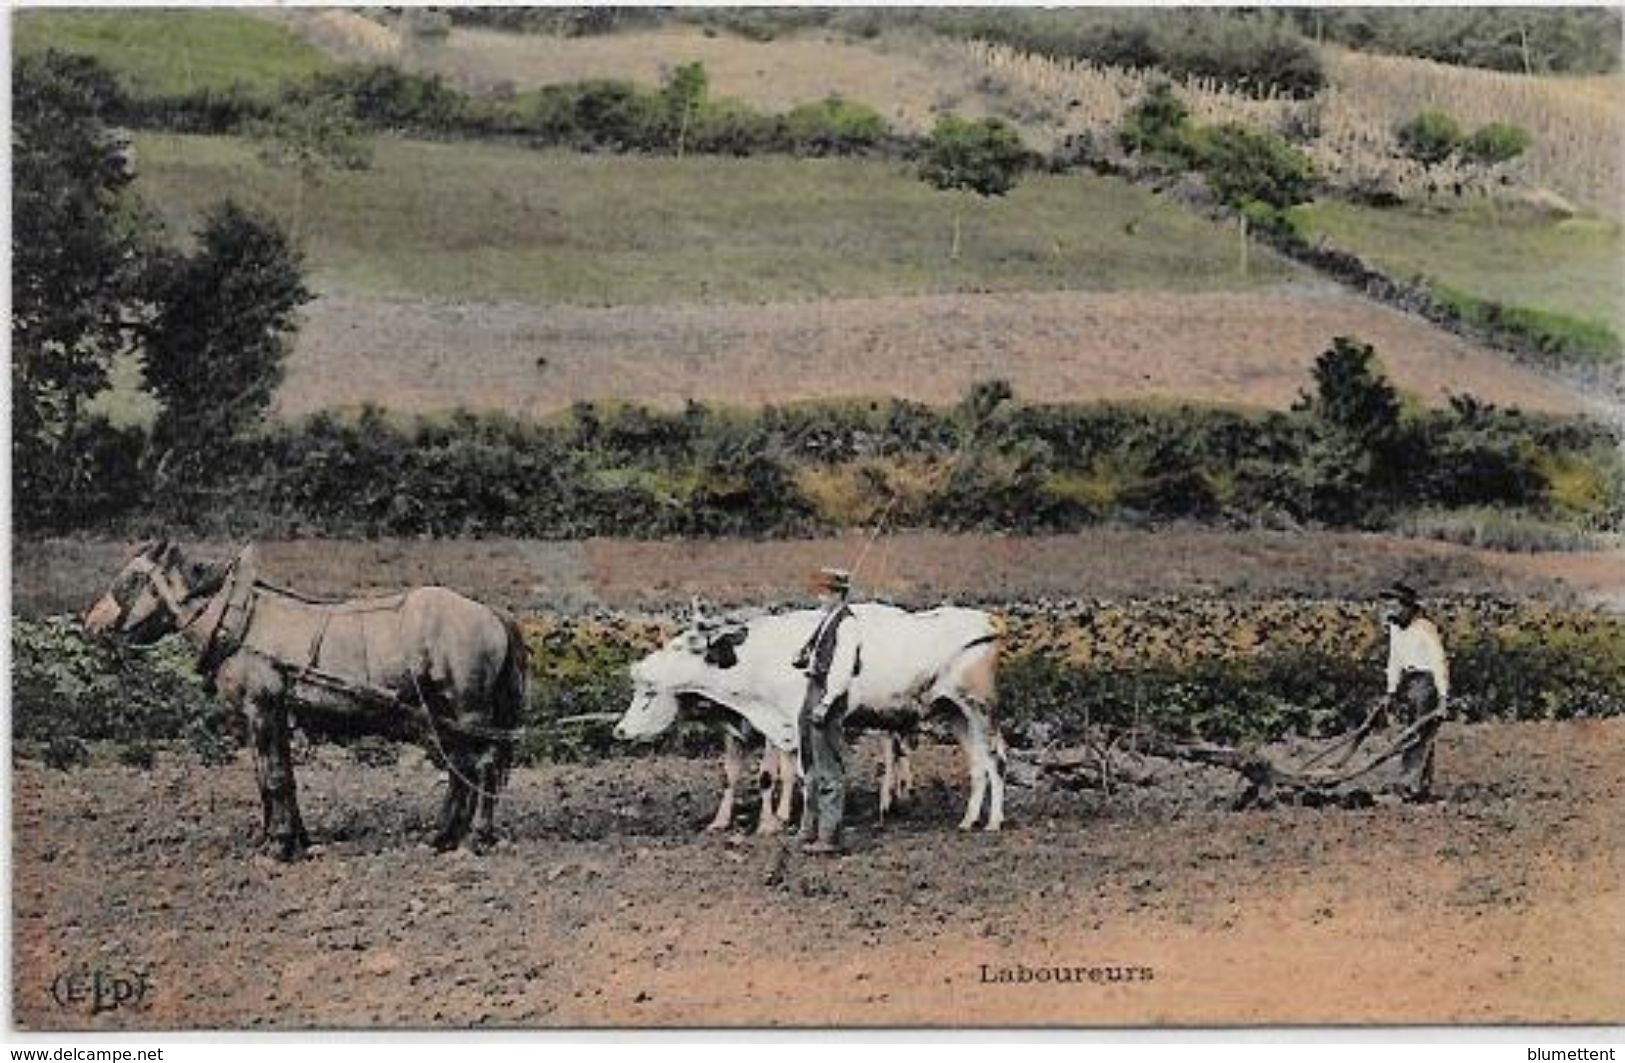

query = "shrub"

[1190,122,1315,209]
[1461,122,1531,168]
[1396,109,1463,167]
[1117,81,1194,159]
[782,97,889,155]
[12,617,226,754]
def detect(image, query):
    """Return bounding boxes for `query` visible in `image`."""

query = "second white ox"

[614,603,1007,831]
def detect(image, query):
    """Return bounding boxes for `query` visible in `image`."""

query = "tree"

[664,61,708,157]
[919,115,1029,259]
[143,201,312,482]
[1295,337,1404,524]
[12,51,154,523]
[250,91,372,237]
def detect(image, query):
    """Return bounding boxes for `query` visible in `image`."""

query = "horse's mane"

[181,557,233,602]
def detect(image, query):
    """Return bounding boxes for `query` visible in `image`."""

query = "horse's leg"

[473,741,507,849]
[775,749,797,828]
[709,732,742,832]
[242,695,274,847]
[257,695,308,860]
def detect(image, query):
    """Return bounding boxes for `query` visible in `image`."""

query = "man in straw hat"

[792,567,862,854]
[1380,581,1449,800]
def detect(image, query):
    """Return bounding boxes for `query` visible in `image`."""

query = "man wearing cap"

[793,567,861,854]
[1381,582,1449,800]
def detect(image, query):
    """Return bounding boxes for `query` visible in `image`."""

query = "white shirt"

[1386,616,1450,705]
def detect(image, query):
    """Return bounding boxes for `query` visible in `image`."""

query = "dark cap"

[1379,581,1421,606]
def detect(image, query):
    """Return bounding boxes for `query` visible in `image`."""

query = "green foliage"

[1190,123,1315,210]
[781,98,889,155]
[12,51,156,530]
[920,116,1030,198]
[893,9,1325,98]
[1118,87,1312,210]
[1302,337,1401,446]
[11,618,228,761]
[84,367,1619,539]
[1431,285,1623,372]
[1116,82,1193,158]
[14,9,334,98]
[1460,122,1532,168]
[143,201,312,482]
[1289,8,1620,75]
[1396,109,1463,168]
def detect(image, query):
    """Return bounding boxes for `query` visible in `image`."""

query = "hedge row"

[107,59,905,159]
[36,381,1622,540]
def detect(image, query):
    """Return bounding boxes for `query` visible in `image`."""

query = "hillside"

[13,8,331,96]
[125,133,1589,417]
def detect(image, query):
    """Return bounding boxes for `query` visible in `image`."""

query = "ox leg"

[755,744,785,836]
[896,735,916,803]
[775,749,798,828]
[878,734,897,826]
[708,733,742,832]
[950,714,988,832]
[252,695,308,861]
[973,704,1006,832]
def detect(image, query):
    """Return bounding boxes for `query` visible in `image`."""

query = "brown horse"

[84,541,528,860]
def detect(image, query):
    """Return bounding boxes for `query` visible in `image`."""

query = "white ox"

[614,603,1007,831]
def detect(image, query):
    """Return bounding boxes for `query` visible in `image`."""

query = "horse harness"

[170,552,521,746]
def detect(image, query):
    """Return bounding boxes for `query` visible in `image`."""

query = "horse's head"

[83,539,197,644]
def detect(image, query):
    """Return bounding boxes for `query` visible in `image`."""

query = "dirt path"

[12,719,1623,1028]
[279,289,1590,418]
[16,532,1622,618]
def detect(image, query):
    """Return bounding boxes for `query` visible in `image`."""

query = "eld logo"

[49,967,151,1013]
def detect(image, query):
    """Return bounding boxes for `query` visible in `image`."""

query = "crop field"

[12,718,1625,1028]
[15,531,1625,621]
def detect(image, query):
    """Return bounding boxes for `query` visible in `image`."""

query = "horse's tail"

[492,612,530,784]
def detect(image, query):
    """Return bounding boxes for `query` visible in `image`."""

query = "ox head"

[83,539,194,644]
[612,619,751,741]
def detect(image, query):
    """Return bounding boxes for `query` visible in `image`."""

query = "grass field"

[1289,201,1625,334]
[13,9,332,97]
[132,133,1301,304]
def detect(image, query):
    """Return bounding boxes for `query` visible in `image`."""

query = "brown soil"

[279,289,1589,419]
[17,533,1622,619]
[12,719,1623,1028]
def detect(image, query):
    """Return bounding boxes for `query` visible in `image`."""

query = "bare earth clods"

[12,719,1623,1029]
[279,289,1590,419]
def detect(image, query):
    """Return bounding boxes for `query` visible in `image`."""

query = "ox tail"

[960,633,1006,775]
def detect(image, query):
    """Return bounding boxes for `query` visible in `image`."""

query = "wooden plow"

[1011,706,1446,810]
